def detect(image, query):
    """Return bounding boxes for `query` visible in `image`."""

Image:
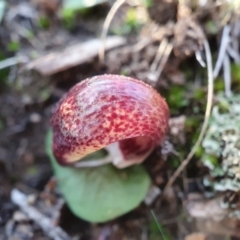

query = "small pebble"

[185,232,207,240]
[29,113,41,123]
[27,194,37,205]
[144,185,161,206]
[13,211,29,222]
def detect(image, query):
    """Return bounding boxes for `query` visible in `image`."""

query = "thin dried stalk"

[155,42,173,80]
[164,39,214,192]
[150,38,168,72]
[223,53,231,97]
[99,0,126,62]
[213,25,231,78]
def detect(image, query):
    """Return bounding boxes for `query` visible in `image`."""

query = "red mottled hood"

[51,74,169,168]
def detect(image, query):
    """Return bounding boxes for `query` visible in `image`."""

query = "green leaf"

[46,130,150,223]
[7,41,20,52]
[63,0,108,11]
[37,16,50,29]
[143,0,153,7]
[166,86,189,111]
[205,20,218,35]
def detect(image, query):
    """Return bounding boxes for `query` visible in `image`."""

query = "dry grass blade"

[155,42,173,80]
[13,23,44,50]
[231,20,240,63]
[99,0,126,62]
[195,50,206,67]
[148,40,173,83]
[227,44,240,63]
[213,25,231,78]
[223,53,231,97]
[133,38,152,52]
[150,38,169,72]
[0,56,28,70]
[164,39,214,193]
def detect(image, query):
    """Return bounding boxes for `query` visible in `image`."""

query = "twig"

[99,0,126,62]
[164,39,214,193]
[223,53,232,97]
[213,25,231,78]
[11,189,71,240]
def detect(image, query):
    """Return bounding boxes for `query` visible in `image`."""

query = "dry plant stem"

[13,23,44,50]
[213,25,231,78]
[164,39,214,193]
[155,42,173,80]
[74,155,112,168]
[133,38,152,52]
[11,189,71,240]
[148,40,173,83]
[99,0,126,62]
[232,21,240,60]
[223,54,232,97]
[227,44,240,63]
[150,38,168,72]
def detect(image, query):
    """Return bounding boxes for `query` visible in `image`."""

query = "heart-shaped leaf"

[46,130,150,223]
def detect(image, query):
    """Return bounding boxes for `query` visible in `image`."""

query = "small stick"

[11,189,71,240]
[164,39,214,193]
